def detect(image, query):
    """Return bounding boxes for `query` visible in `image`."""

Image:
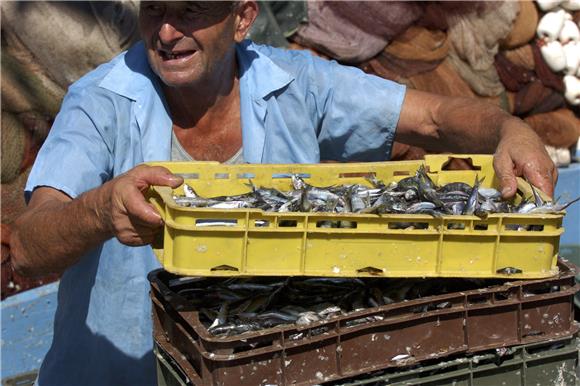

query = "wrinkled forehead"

[139,1,239,14]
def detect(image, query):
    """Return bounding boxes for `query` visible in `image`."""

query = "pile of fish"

[170,276,495,337]
[173,165,578,217]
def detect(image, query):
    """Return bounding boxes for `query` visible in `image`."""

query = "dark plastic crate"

[149,259,580,386]
[332,333,580,386]
[155,334,580,386]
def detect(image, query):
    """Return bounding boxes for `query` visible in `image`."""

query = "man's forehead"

[140,1,237,9]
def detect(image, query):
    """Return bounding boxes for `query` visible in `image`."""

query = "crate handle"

[154,338,202,384]
[148,269,197,311]
[146,186,174,263]
[424,154,493,173]
[146,186,172,222]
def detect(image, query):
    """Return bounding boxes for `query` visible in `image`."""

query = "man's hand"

[493,121,557,199]
[103,164,183,246]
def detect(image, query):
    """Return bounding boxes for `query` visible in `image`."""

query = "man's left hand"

[493,121,557,199]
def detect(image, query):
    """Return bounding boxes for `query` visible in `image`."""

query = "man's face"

[139,1,238,88]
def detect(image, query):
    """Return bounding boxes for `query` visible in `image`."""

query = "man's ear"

[233,1,258,42]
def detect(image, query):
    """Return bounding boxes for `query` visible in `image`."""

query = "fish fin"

[526,177,544,207]
[559,196,580,210]
[244,179,257,192]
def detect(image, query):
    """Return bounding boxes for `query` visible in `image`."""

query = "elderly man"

[10,2,555,385]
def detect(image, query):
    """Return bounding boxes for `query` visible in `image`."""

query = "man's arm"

[396,89,557,198]
[10,165,182,277]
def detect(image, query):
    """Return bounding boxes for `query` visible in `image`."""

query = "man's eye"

[143,4,164,16]
[185,6,205,15]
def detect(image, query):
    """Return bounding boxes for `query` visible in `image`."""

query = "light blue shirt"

[26,40,405,386]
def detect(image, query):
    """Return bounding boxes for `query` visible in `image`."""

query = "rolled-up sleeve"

[25,86,115,201]
[313,59,406,162]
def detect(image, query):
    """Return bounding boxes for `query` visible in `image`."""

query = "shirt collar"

[99,40,295,103]
[99,41,162,101]
[236,40,294,101]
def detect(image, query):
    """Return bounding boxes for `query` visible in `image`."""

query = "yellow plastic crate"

[146,155,563,279]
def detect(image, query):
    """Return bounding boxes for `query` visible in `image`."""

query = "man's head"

[139,1,257,88]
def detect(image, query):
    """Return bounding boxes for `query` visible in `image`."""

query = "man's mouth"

[159,50,195,61]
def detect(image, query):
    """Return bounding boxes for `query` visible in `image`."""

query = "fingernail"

[502,187,512,196]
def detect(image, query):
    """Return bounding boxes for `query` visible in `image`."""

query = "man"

[10,2,556,385]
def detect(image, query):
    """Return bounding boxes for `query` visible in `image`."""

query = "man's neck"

[165,53,243,162]
[163,55,239,130]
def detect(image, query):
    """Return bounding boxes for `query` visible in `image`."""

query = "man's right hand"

[103,165,183,246]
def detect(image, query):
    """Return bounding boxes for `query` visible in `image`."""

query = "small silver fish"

[463,176,483,215]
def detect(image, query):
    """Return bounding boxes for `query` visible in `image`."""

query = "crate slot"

[357,266,384,275]
[236,173,255,179]
[447,223,466,230]
[195,219,237,227]
[468,294,490,305]
[309,325,331,336]
[209,265,239,272]
[393,170,411,176]
[255,220,270,227]
[214,173,230,179]
[271,173,311,179]
[177,173,199,179]
[504,224,545,231]
[474,224,489,231]
[322,221,358,229]
[523,283,559,296]
[279,220,298,227]
[339,172,376,178]
[493,290,514,302]
[388,222,428,230]
[316,220,338,228]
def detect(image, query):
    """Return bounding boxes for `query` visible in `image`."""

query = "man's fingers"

[123,192,163,227]
[135,165,184,189]
[493,151,517,199]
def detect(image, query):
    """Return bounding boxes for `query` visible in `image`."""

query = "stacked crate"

[147,156,579,385]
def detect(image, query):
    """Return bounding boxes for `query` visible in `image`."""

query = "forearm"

[432,96,529,153]
[10,164,182,277]
[396,89,556,197]
[10,185,114,277]
[395,90,536,154]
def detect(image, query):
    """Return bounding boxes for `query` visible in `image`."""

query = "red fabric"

[514,80,565,116]
[494,52,536,92]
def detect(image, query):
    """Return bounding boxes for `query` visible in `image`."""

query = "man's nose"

[158,22,183,44]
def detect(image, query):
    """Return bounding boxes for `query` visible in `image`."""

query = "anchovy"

[528,197,580,214]
[463,176,483,215]
[478,188,501,200]
[183,183,198,198]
